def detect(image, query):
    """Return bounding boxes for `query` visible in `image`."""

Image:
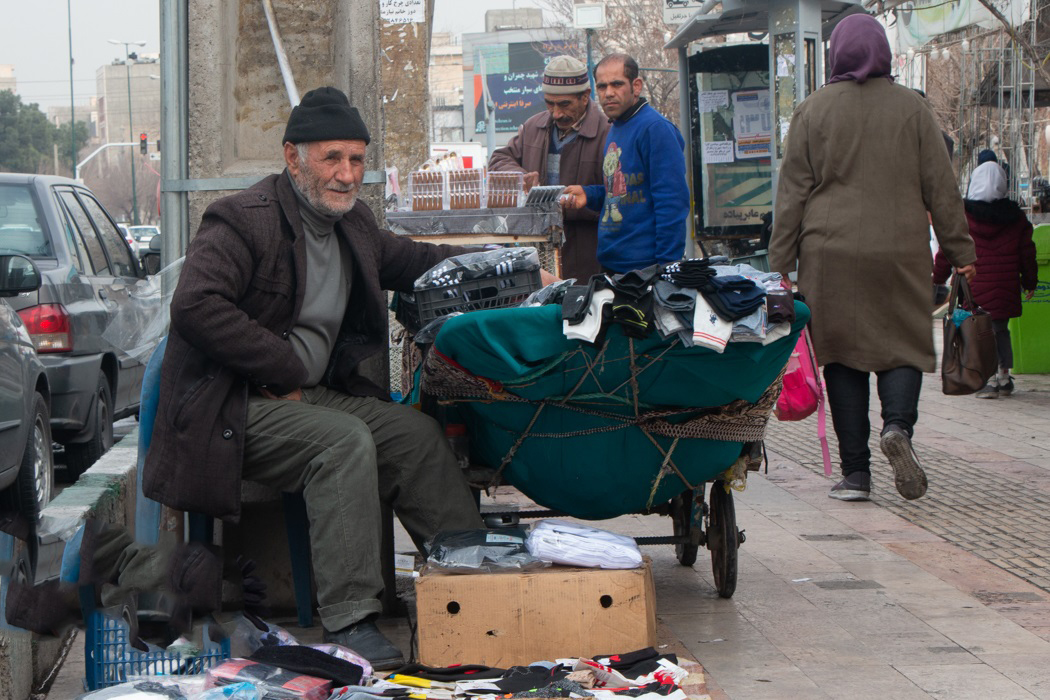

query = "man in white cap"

[489,55,609,280]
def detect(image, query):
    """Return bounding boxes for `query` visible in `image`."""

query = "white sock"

[998,368,1010,382]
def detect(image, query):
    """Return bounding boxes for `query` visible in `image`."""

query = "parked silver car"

[0,174,146,479]
[127,224,160,257]
[0,254,54,573]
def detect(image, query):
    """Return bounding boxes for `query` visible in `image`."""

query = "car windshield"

[0,184,52,258]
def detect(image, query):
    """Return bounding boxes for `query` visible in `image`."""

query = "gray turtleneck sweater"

[287,173,351,387]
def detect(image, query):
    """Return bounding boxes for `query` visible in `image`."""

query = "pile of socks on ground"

[560,259,795,351]
[333,647,693,700]
[81,636,693,700]
[413,247,541,294]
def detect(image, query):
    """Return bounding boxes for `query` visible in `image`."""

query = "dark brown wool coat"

[142,173,463,520]
[489,98,609,280]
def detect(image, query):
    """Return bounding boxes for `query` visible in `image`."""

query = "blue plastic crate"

[84,610,230,690]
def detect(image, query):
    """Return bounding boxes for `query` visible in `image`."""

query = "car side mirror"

[0,254,42,297]
[141,234,163,275]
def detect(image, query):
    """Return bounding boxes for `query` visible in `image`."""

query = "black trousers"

[993,318,1013,371]
[823,363,922,476]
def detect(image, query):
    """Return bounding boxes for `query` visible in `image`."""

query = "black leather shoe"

[323,618,405,670]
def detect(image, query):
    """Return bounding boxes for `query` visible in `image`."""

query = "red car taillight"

[17,304,72,353]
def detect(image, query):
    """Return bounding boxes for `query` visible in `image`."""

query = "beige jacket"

[769,79,976,372]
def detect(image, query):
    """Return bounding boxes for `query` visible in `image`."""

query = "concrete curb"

[0,431,139,700]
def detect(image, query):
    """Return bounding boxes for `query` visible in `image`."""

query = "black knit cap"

[282,86,371,145]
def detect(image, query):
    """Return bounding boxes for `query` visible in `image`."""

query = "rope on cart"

[490,401,547,488]
[557,341,612,405]
[596,339,680,401]
[422,343,786,491]
[629,337,641,416]
[645,436,689,510]
[424,346,785,440]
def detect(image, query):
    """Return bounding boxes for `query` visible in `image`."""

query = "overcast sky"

[0,0,161,110]
[433,0,545,35]
[1,0,544,111]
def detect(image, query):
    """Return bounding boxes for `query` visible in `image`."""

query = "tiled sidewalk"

[45,366,1050,699]
[767,370,1050,593]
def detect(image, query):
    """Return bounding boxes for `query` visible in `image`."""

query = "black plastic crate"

[397,268,541,333]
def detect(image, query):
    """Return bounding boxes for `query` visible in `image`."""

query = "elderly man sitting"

[142,87,487,668]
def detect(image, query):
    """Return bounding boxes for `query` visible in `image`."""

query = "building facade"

[96,56,161,162]
[0,64,15,94]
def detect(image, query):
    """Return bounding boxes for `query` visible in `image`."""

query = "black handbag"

[941,275,997,395]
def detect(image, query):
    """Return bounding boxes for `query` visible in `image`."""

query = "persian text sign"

[380,0,425,23]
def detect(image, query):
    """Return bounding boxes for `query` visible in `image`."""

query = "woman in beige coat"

[769,14,976,502]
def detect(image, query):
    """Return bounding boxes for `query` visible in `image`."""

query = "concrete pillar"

[380,1,435,192]
[186,0,384,228]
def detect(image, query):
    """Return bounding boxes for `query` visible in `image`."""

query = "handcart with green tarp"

[417,300,809,597]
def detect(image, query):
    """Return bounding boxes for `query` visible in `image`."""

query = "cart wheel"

[671,489,700,567]
[707,480,738,598]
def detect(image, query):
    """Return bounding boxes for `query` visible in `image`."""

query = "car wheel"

[0,393,54,527]
[64,371,114,480]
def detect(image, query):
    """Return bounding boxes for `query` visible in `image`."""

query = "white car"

[126,225,160,256]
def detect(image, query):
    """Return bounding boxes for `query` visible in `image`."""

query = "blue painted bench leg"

[189,503,314,628]
[282,492,313,628]
[136,337,167,546]
[380,502,405,617]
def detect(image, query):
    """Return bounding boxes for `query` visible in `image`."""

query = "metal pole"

[586,29,595,100]
[67,0,76,176]
[76,142,136,180]
[261,0,300,107]
[123,44,140,226]
[677,46,695,258]
[160,0,190,268]
[486,100,496,157]
[479,54,496,158]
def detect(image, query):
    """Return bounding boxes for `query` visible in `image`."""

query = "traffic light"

[139,133,148,155]
[156,139,161,153]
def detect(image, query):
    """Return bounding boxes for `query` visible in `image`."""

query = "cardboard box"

[415,558,656,666]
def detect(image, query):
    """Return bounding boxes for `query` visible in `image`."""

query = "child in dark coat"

[934,161,1038,397]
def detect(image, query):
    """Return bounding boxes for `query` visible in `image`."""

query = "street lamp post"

[108,39,146,226]
[67,0,75,174]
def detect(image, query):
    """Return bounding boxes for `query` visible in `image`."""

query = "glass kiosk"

[667,0,862,261]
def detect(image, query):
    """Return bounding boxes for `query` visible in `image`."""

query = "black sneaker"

[323,618,405,670]
[829,471,871,501]
[975,381,999,399]
[998,376,1015,396]
[880,426,927,500]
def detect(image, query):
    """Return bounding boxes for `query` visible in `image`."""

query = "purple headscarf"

[827,14,894,85]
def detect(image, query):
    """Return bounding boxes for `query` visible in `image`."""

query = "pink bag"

[776,328,833,475]
[777,329,820,421]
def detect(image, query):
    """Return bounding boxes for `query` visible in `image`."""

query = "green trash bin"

[1008,224,1050,373]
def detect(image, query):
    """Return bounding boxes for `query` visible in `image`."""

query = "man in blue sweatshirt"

[563,54,690,273]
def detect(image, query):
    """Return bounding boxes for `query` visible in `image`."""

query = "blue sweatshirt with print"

[582,98,689,273]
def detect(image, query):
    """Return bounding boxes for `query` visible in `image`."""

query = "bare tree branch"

[536,0,682,126]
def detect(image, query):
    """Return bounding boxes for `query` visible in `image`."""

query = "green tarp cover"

[431,302,810,519]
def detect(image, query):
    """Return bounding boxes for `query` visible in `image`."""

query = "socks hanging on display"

[691,295,732,353]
